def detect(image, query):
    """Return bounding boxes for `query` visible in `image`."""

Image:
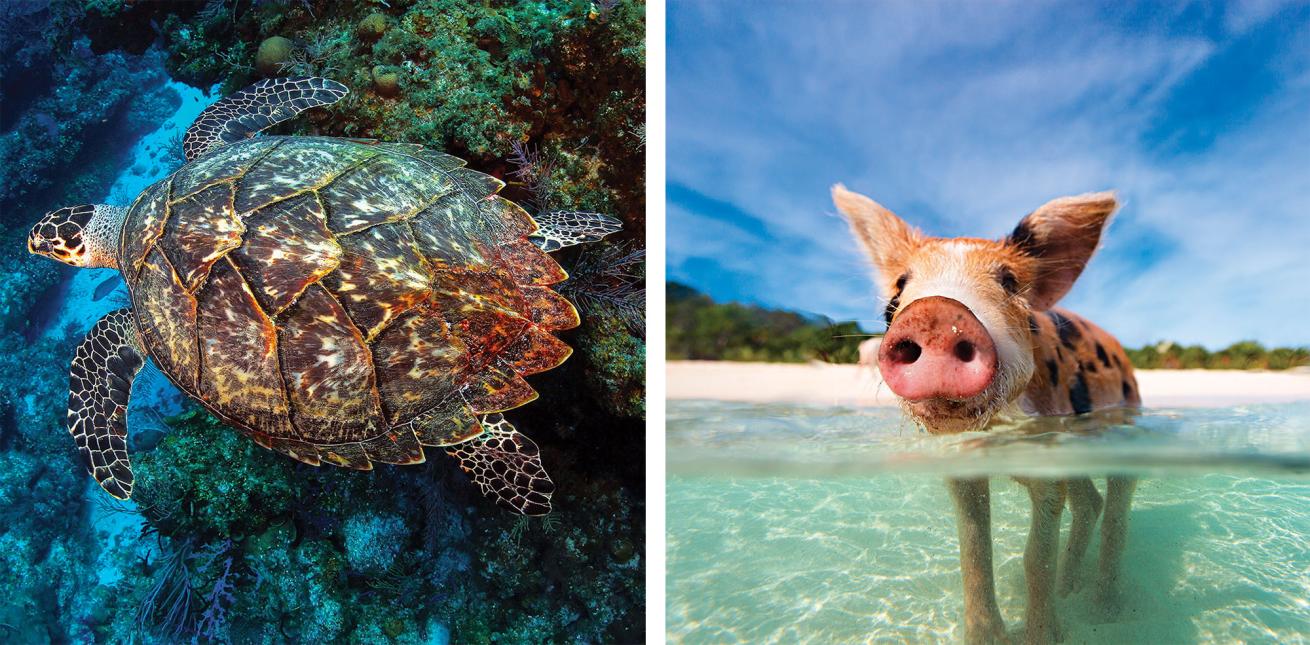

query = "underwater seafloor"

[667,400,1310,644]
[1,1,645,642]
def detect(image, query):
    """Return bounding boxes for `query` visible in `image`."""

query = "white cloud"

[669,1,1310,347]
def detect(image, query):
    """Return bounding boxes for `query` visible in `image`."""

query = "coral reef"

[0,323,102,642]
[342,511,407,575]
[98,405,642,642]
[576,311,647,418]
[0,2,178,338]
[0,3,186,634]
[1,0,644,641]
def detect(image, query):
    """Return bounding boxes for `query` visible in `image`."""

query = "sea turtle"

[27,77,621,515]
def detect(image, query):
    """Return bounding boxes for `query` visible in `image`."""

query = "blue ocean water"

[667,400,1310,644]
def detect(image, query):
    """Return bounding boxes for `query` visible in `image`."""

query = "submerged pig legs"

[1094,476,1137,617]
[948,477,1008,644]
[1058,477,1103,596]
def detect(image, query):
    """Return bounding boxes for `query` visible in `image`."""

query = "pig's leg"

[1058,478,1103,596]
[948,477,1008,645]
[1017,477,1063,645]
[1094,475,1137,617]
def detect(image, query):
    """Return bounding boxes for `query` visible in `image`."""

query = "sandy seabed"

[667,360,1310,408]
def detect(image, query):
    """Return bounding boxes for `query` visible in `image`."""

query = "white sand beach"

[667,361,1310,408]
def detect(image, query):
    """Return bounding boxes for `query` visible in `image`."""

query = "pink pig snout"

[878,296,998,401]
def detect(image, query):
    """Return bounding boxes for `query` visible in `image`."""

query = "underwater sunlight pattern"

[667,400,1310,643]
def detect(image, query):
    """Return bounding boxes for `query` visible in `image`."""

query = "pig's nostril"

[889,340,922,364]
[953,340,976,362]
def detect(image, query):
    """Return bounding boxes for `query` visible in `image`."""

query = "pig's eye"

[885,273,909,325]
[998,268,1019,295]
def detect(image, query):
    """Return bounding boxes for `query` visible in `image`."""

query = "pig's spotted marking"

[1047,310,1082,350]
[1069,372,1093,414]
[1022,307,1139,416]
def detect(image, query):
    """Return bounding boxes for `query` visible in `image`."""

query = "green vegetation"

[667,282,1310,370]
[667,282,867,363]
[1124,341,1310,370]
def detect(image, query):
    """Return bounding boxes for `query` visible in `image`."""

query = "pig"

[833,185,1139,644]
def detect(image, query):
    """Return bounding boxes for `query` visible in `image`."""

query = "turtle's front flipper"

[529,210,623,252]
[182,77,349,160]
[445,414,555,515]
[68,309,144,499]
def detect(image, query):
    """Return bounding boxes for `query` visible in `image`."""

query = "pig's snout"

[878,296,998,401]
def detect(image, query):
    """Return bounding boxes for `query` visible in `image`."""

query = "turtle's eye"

[27,232,52,255]
[29,233,84,266]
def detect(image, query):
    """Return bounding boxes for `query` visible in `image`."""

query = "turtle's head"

[29,204,123,269]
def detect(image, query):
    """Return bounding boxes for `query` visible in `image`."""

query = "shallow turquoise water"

[667,401,1310,644]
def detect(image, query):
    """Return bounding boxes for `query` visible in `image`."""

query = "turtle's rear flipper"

[182,77,349,160]
[68,309,144,500]
[445,414,555,515]
[529,210,623,252]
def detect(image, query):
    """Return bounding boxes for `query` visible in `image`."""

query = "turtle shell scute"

[122,136,578,459]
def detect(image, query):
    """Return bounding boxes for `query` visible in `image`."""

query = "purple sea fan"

[193,538,237,643]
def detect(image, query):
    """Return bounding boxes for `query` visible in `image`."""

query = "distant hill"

[666,282,1310,370]
[666,282,869,363]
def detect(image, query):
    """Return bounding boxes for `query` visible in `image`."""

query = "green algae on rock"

[255,35,294,77]
[371,64,402,97]
[357,12,389,42]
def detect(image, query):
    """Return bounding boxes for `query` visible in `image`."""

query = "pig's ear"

[1006,191,1118,310]
[833,184,922,291]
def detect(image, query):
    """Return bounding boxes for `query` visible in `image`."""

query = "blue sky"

[668,0,1310,348]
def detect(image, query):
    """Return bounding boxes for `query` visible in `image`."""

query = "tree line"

[667,282,864,363]
[667,282,1310,370]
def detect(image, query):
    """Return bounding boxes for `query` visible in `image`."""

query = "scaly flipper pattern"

[445,414,555,515]
[68,308,144,499]
[182,77,349,160]
[529,210,623,252]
